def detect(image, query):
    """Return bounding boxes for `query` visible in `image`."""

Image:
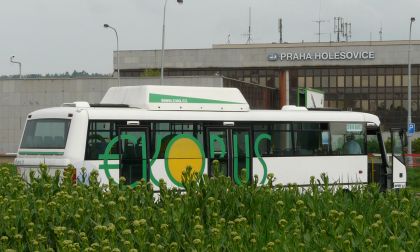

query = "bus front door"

[118,127,150,185]
[206,128,252,184]
[366,126,387,189]
[390,128,407,189]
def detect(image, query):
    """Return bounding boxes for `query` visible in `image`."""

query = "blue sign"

[267,53,278,61]
[408,123,415,136]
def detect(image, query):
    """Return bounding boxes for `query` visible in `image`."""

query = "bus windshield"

[20,119,71,149]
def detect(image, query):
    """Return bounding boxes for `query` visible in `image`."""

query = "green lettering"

[233,132,250,184]
[254,133,271,185]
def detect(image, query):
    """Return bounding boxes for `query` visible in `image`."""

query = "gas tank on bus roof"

[100,85,250,112]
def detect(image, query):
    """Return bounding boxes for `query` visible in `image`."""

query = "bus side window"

[151,122,204,159]
[157,133,175,159]
[254,123,293,157]
[294,123,329,156]
[85,121,119,160]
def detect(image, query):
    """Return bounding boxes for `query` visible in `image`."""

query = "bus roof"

[28,106,381,126]
[100,85,250,112]
[27,86,380,126]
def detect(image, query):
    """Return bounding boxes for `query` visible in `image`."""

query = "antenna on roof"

[313,0,328,42]
[314,19,328,42]
[242,7,253,44]
[379,23,383,41]
[226,33,231,44]
[334,17,344,42]
[334,17,351,42]
[343,22,352,41]
[278,18,283,43]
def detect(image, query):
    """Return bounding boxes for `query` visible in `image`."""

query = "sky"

[0,0,419,76]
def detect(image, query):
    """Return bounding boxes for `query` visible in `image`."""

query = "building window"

[244,70,251,83]
[402,75,408,86]
[378,75,385,87]
[250,70,259,84]
[306,77,313,88]
[386,100,393,109]
[314,76,321,88]
[298,77,305,87]
[412,101,418,112]
[394,100,402,109]
[386,75,393,87]
[402,100,408,111]
[236,70,244,80]
[330,76,337,87]
[354,76,361,87]
[414,75,419,86]
[369,76,377,87]
[354,100,361,109]
[361,100,369,111]
[361,76,369,87]
[378,100,385,109]
[345,76,352,88]
[394,75,402,86]
[337,76,345,87]
[322,76,329,88]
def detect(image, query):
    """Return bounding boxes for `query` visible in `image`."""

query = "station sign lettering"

[267,51,375,62]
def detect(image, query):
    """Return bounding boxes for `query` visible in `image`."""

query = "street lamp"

[408,17,415,155]
[10,56,22,78]
[104,23,120,87]
[160,0,183,85]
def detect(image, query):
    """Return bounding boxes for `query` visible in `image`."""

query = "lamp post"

[160,0,183,85]
[104,24,120,87]
[408,17,415,155]
[10,56,22,78]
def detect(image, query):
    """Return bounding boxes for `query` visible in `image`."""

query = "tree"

[384,138,391,153]
[411,138,420,153]
[142,69,160,77]
[367,139,380,153]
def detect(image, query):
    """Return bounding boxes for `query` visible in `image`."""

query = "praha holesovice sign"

[267,51,375,61]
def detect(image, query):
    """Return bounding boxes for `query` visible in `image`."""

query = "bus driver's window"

[343,133,362,155]
[331,122,365,155]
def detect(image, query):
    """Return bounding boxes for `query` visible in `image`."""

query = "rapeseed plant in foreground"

[0,164,418,251]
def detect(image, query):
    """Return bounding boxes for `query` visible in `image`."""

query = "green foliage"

[384,137,420,153]
[0,165,419,251]
[385,138,392,153]
[0,163,16,175]
[142,69,161,77]
[0,71,110,79]
[367,139,380,153]
[411,138,420,154]
[407,168,420,190]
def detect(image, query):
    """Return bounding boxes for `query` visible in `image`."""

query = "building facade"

[117,40,420,129]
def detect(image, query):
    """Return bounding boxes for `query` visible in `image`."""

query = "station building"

[117,40,420,129]
[1,40,420,156]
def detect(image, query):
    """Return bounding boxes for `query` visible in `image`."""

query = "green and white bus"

[15,85,407,189]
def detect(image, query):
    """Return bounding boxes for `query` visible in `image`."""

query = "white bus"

[14,85,407,190]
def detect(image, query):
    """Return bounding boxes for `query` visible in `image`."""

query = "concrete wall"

[0,76,223,153]
[117,41,420,69]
